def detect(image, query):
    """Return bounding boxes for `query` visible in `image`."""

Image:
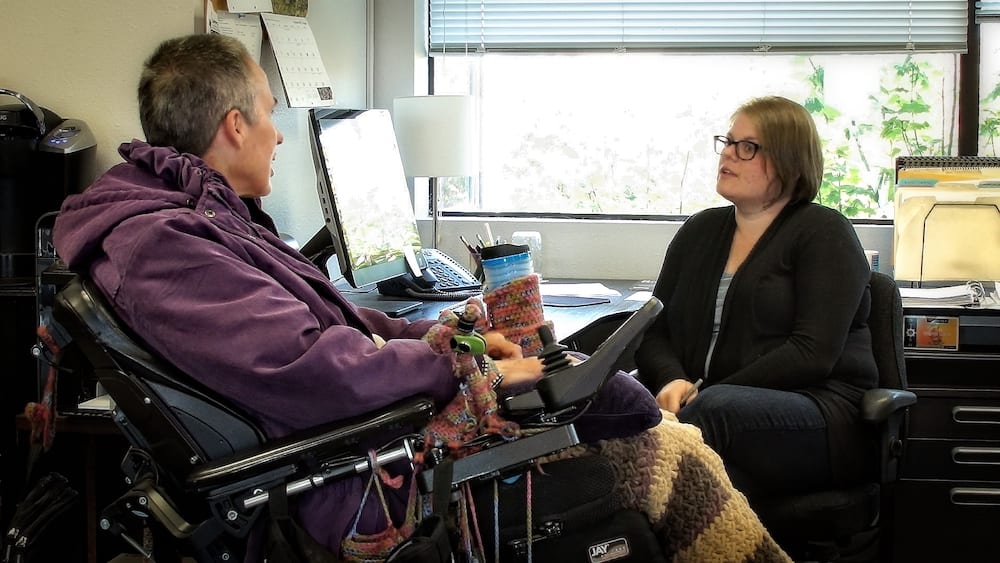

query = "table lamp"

[392,94,478,247]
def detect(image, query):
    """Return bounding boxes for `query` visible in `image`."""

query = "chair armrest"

[861,388,917,424]
[186,396,434,492]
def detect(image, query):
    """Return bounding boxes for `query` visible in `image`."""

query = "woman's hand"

[482,330,523,359]
[655,379,699,413]
[493,357,544,388]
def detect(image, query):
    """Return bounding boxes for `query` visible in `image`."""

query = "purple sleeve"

[354,306,440,341]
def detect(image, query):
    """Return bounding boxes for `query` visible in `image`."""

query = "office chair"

[51,275,665,562]
[752,271,917,562]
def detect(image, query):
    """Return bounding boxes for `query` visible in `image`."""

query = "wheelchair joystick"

[537,324,571,374]
[455,310,477,334]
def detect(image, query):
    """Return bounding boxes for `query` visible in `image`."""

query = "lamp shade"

[393,95,478,177]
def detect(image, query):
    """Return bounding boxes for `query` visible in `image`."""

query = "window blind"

[977,1,1000,21]
[429,1,968,54]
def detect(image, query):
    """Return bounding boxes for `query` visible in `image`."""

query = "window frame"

[423,0,985,224]
[429,0,969,54]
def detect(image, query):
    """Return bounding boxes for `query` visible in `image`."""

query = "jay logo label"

[588,537,630,562]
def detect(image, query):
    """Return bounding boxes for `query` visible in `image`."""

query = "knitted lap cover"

[546,412,792,563]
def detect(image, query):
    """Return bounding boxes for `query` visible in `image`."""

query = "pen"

[681,378,703,405]
[459,235,478,255]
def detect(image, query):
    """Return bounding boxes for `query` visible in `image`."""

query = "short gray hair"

[138,34,256,156]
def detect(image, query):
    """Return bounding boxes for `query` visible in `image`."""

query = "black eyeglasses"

[714,135,762,161]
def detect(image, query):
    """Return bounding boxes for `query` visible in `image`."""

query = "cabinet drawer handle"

[952,447,1000,465]
[952,406,1000,424]
[951,488,1000,506]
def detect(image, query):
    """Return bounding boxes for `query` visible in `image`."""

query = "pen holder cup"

[484,273,550,356]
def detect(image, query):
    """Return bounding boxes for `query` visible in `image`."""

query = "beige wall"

[1,1,205,175]
[0,0,368,244]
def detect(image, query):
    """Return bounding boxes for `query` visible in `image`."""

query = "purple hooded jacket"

[53,140,460,557]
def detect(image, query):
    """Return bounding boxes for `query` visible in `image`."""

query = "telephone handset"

[377,248,483,301]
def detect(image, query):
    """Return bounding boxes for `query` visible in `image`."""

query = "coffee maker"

[0,88,96,281]
[0,90,96,536]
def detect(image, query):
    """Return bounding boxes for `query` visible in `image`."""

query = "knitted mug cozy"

[483,273,552,356]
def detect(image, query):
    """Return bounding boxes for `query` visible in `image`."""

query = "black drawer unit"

[892,308,1000,563]
[895,480,1000,562]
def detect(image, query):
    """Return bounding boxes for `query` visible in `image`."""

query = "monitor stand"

[300,227,338,278]
[299,227,423,317]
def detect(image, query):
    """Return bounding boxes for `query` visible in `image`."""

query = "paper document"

[77,395,114,411]
[208,7,264,62]
[626,290,653,302]
[539,283,621,298]
[899,283,982,307]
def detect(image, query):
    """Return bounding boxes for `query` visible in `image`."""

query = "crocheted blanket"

[552,412,792,563]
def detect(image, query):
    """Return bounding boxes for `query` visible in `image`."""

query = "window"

[429,1,969,220]
[980,3,1000,155]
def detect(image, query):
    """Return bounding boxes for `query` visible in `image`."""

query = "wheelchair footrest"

[418,424,580,492]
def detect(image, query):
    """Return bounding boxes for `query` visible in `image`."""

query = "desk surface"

[340,279,653,344]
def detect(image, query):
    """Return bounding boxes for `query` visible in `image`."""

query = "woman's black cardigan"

[635,201,879,484]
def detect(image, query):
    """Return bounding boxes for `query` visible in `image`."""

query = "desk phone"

[377,248,482,301]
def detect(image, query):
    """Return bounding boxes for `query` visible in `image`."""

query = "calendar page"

[260,12,334,108]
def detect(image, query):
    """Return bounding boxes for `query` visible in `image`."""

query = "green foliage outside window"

[809,55,954,218]
[434,53,972,219]
[982,79,1000,156]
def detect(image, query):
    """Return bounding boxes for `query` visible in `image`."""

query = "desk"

[15,412,123,563]
[341,279,651,345]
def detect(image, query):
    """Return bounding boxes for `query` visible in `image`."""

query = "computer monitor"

[307,108,423,288]
[893,182,1000,283]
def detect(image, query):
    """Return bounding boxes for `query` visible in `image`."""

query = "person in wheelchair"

[52,33,790,562]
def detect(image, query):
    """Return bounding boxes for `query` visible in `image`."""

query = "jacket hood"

[54,140,250,270]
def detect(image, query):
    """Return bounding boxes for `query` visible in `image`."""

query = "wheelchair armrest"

[504,298,663,415]
[860,388,917,424]
[186,396,434,493]
[417,424,580,492]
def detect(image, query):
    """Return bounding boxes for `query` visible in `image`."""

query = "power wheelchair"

[52,275,666,562]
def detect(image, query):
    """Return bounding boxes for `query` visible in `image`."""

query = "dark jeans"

[678,383,832,501]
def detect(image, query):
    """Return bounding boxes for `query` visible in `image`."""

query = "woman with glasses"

[635,96,878,505]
